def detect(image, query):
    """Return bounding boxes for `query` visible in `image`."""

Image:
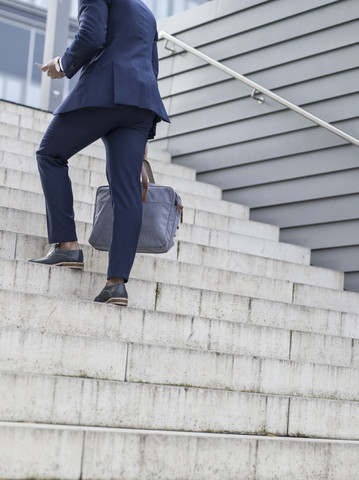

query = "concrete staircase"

[0,98,359,479]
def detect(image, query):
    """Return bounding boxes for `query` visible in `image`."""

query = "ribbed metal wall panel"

[155,0,359,291]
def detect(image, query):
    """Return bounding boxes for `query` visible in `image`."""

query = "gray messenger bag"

[89,159,183,254]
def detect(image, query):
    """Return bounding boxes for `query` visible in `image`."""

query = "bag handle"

[141,144,183,223]
[141,144,155,202]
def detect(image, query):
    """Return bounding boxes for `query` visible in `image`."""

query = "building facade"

[154,0,359,291]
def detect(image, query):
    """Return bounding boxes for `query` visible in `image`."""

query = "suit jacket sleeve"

[61,0,110,79]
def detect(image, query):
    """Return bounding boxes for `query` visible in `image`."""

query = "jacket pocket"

[113,61,142,106]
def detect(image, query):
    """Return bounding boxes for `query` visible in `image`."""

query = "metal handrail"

[158,31,359,147]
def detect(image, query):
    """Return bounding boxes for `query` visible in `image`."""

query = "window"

[143,0,211,19]
[13,0,48,9]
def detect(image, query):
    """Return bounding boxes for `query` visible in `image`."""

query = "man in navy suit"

[30,0,169,306]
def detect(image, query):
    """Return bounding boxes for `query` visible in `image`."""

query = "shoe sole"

[52,262,84,270]
[105,297,128,306]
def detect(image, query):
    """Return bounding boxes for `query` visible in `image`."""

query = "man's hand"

[42,57,66,79]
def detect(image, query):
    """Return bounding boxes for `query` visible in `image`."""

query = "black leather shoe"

[29,244,84,269]
[94,283,128,306]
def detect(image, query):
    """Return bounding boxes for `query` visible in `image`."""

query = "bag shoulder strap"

[143,159,155,183]
[141,144,155,202]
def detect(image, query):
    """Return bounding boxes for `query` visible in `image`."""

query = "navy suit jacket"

[54,0,169,138]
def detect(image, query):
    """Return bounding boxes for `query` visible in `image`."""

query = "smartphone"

[34,63,43,69]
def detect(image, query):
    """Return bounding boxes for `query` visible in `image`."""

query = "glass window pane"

[5,77,24,104]
[0,76,4,99]
[26,82,42,108]
[14,0,48,9]
[32,31,45,82]
[0,22,30,77]
[70,0,77,19]
[142,0,211,19]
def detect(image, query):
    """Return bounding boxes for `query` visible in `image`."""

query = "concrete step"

[1,422,358,480]
[0,133,167,179]
[0,102,170,162]
[0,112,45,132]
[0,228,342,290]
[1,125,198,189]
[177,220,309,264]
[0,137,168,172]
[0,325,358,401]
[0,131,171,165]
[0,256,158,311]
[0,128,222,199]
[127,341,359,402]
[0,370,288,437]
[294,283,359,314]
[0,208,308,305]
[0,252,298,308]
[2,370,359,440]
[0,145,197,181]
[0,242,348,318]
[0,104,170,162]
[0,103,172,163]
[0,184,93,224]
[0,100,52,128]
[175,238,342,290]
[0,205,310,265]
[0,185,273,242]
[0,172,274,239]
[1,230,350,319]
[0,152,249,219]
[0,138,221,199]
[1,284,356,342]
[1,286,358,367]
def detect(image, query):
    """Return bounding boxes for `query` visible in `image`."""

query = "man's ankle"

[107,277,125,286]
[59,241,80,251]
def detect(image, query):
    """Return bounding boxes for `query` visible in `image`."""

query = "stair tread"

[0,134,222,198]
[0,252,355,313]
[0,225,343,290]
[0,174,272,238]
[2,419,359,442]
[1,286,358,368]
[1,421,358,480]
[1,370,359,440]
[0,204,310,265]
[1,285,356,338]
[0,254,314,310]
[0,122,172,162]
[0,155,248,218]
[0,147,197,180]
[1,325,359,401]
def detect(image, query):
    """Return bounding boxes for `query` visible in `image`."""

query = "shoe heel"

[61,262,84,269]
[106,297,128,306]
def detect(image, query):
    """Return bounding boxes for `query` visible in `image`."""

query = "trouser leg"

[102,116,153,281]
[36,106,154,282]
[36,111,105,243]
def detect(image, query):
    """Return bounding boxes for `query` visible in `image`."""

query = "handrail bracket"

[164,39,177,53]
[251,89,265,104]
